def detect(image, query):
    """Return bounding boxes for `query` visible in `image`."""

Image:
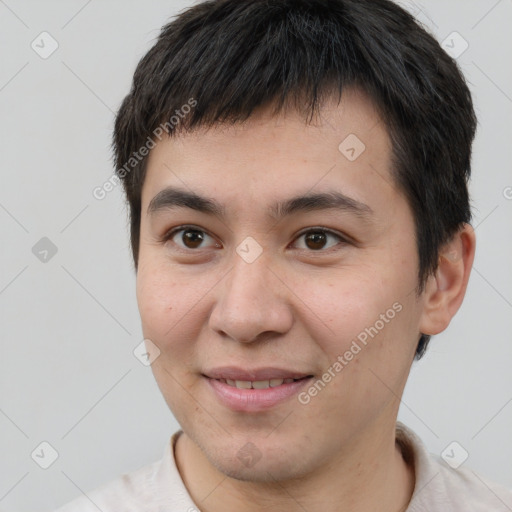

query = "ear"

[418,223,476,336]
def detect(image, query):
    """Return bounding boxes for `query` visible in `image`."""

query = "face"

[136,88,425,481]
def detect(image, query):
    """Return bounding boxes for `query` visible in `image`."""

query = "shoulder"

[396,422,512,512]
[54,431,187,512]
[53,458,159,512]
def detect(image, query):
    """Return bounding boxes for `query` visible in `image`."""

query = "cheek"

[136,265,172,339]
[299,276,417,432]
[297,265,392,352]
[136,261,209,407]
[300,261,418,404]
[136,259,206,349]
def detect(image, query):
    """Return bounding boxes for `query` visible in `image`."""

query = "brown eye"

[181,229,205,249]
[164,226,220,250]
[304,231,328,250]
[294,228,346,251]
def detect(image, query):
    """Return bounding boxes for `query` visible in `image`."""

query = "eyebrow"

[147,186,373,222]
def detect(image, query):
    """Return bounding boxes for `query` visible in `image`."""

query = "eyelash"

[160,224,350,253]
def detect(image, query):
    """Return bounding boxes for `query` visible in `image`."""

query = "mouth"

[202,367,314,411]
[212,376,311,389]
[203,366,313,382]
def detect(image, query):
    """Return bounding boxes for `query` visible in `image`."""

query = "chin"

[202,437,312,483]
[212,457,304,483]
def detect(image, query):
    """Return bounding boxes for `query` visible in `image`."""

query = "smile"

[203,370,314,412]
[216,377,307,389]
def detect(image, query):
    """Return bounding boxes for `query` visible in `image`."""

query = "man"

[56,0,512,510]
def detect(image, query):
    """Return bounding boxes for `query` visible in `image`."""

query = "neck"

[174,420,415,512]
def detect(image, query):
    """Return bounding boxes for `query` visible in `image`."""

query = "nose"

[208,252,294,344]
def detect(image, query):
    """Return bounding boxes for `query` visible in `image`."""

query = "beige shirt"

[54,422,512,511]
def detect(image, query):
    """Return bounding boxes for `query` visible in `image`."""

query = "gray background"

[0,1,511,510]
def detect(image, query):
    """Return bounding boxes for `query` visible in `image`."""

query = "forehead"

[141,88,404,223]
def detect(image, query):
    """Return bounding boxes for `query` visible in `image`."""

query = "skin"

[136,88,476,512]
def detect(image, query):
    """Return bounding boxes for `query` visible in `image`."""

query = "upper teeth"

[221,378,297,389]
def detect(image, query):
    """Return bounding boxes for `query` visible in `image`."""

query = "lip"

[203,366,311,381]
[203,368,314,412]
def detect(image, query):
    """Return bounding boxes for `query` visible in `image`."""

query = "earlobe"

[418,224,476,336]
